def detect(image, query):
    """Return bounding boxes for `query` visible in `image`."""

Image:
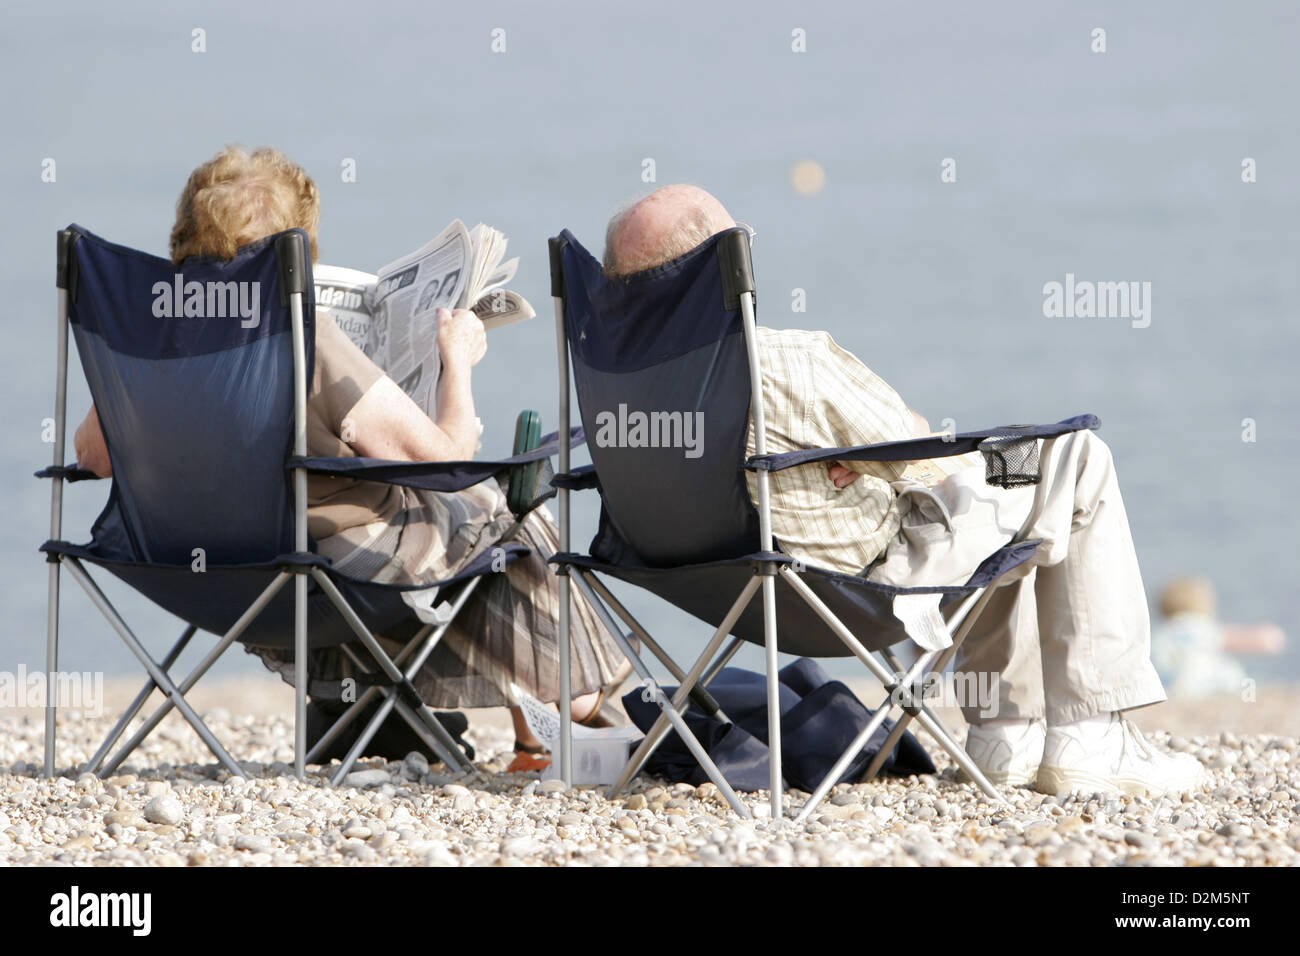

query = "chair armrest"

[550,464,600,491]
[293,425,586,493]
[746,414,1099,473]
[35,464,103,482]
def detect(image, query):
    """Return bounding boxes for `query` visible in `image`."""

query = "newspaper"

[312,220,535,416]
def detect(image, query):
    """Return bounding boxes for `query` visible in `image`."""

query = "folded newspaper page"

[312,220,535,417]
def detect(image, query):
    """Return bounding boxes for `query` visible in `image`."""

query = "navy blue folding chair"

[546,227,1099,820]
[39,225,571,784]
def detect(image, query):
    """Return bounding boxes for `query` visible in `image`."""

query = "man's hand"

[828,463,860,489]
[436,307,486,368]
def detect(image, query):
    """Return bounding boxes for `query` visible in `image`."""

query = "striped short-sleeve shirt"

[744,327,913,575]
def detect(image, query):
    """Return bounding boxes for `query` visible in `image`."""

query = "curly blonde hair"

[169,146,320,265]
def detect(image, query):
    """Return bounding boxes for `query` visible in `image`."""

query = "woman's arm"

[73,405,113,477]
[346,307,487,462]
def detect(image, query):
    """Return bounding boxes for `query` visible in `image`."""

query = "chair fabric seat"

[42,537,527,649]
[552,538,1039,657]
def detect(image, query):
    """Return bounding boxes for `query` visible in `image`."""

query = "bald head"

[604,184,736,277]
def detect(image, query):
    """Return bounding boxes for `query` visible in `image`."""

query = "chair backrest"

[63,225,312,566]
[555,228,760,567]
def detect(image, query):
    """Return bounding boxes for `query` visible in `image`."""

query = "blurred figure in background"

[1152,576,1285,699]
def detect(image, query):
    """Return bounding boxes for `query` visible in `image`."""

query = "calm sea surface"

[2,1,1296,685]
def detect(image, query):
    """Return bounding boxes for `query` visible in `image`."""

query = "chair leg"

[64,558,248,779]
[85,625,196,775]
[311,569,476,775]
[94,570,290,778]
[793,698,896,824]
[605,576,760,796]
[568,571,751,818]
[581,573,734,718]
[860,584,1001,784]
[759,573,782,821]
[304,633,430,763]
[331,692,402,786]
[777,567,1011,810]
[294,573,308,781]
[44,556,62,778]
[303,684,383,765]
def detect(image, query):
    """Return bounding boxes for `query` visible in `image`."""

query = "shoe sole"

[1036,765,1207,798]
[956,766,1037,788]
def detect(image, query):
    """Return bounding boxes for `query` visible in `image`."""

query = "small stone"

[1124,831,1158,852]
[764,843,794,866]
[341,841,376,862]
[342,820,371,839]
[343,769,391,788]
[421,845,458,866]
[234,834,272,853]
[538,780,568,794]
[1024,825,1055,846]
[403,752,430,779]
[1217,822,1251,838]
[906,840,947,866]
[143,795,184,826]
[625,794,648,811]
[501,836,539,857]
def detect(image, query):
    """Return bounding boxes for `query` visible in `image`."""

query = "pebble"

[403,752,430,779]
[3,687,1296,868]
[143,795,184,826]
[1124,831,1158,852]
[343,769,391,788]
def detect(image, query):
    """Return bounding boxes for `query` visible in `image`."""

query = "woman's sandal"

[506,740,551,773]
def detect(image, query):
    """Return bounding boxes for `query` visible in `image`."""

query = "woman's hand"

[436,307,487,368]
[74,405,112,477]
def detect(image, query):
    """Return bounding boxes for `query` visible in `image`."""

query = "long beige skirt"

[248,478,630,709]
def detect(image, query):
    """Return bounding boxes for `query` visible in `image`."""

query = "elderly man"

[602,184,1207,797]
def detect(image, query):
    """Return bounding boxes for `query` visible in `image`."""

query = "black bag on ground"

[622,658,934,792]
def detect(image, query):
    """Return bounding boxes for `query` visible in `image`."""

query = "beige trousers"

[867,429,1166,726]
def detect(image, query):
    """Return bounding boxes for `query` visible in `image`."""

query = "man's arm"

[346,307,486,462]
[801,332,915,489]
[829,405,930,488]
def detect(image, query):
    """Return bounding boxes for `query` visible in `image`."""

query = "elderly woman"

[73,146,626,768]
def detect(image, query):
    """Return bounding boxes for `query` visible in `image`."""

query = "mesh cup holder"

[978,427,1041,488]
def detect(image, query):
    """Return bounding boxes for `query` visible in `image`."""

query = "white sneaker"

[1037,712,1210,797]
[962,719,1046,786]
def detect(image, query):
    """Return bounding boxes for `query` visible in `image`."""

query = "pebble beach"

[2,676,1298,867]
